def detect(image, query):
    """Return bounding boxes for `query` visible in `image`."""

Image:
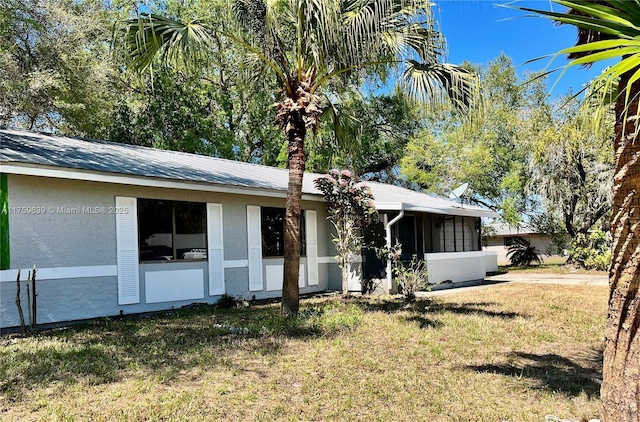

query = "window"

[261,207,305,257]
[138,199,207,261]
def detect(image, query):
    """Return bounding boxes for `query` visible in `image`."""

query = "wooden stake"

[15,269,25,333]
[26,270,32,330]
[31,265,37,328]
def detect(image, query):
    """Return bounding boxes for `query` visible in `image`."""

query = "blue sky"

[436,0,611,97]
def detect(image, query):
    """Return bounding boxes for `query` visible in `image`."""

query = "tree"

[520,2,640,420]
[107,0,286,162]
[314,169,378,294]
[105,63,283,161]
[123,0,477,315]
[400,54,546,223]
[528,94,614,247]
[306,87,423,184]
[0,0,119,134]
[567,228,612,270]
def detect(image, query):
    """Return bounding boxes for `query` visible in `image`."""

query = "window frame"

[137,198,208,263]
[260,206,306,258]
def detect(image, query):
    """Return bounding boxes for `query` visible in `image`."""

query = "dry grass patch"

[499,257,607,275]
[0,284,606,421]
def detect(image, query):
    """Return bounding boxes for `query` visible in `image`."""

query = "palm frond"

[232,0,267,38]
[506,237,543,266]
[514,0,640,131]
[401,61,479,111]
[320,94,362,153]
[122,0,479,115]
[124,13,213,72]
[518,5,639,39]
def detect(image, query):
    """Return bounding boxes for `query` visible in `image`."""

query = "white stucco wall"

[484,251,498,273]
[424,251,488,284]
[484,234,556,265]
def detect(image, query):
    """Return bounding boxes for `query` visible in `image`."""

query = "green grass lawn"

[0,284,606,421]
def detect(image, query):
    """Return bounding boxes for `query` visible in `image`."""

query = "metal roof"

[366,181,497,218]
[0,129,497,218]
[487,223,538,236]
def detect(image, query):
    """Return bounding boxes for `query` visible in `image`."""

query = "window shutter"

[207,203,225,296]
[305,210,319,286]
[116,196,139,305]
[298,263,305,288]
[247,205,263,291]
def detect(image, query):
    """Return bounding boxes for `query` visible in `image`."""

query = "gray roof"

[487,223,538,236]
[0,129,497,218]
[0,129,303,193]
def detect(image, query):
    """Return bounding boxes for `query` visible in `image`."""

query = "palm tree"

[506,237,543,266]
[123,0,477,316]
[519,1,640,420]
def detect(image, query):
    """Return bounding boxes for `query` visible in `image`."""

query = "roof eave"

[1,162,325,202]
[373,200,498,218]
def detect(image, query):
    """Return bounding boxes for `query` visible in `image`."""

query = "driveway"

[485,272,608,286]
[417,272,608,297]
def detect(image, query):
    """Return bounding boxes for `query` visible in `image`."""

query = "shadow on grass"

[0,343,121,399]
[1,295,525,400]
[347,296,526,320]
[405,314,444,329]
[466,350,603,398]
[0,302,355,400]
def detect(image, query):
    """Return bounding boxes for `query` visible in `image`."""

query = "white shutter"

[305,210,319,286]
[298,262,305,288]
[207,203,225,296]
[247,205,263,291]
[116,196,139,305]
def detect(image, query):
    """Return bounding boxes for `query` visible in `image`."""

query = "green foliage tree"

[306,87,423,183]
[528,94,614,242]
[519,1,640,419]
[314,169,378,295]
[400,54,545,223]
[0,0,283,161]
[108,0,286,161]
[123,0,477,315]
[105,64,283,161]
[0,0,118,135]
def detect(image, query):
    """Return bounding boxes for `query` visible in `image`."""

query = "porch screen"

[440,216,478,252]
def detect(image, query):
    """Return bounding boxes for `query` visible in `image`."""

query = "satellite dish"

[448,183,469,200]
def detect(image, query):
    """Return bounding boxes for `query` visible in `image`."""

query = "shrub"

[568,229,611,270]
[314,169,378,295]
[216,294,239,309]
[394,255,429,300]
[507,237,543,266]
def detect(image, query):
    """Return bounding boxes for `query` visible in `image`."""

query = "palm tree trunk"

[600,70,640,422]
[282,118,306,317]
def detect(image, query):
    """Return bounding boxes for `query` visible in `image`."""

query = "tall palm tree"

[520,1,640,420]
[123,0,476,316]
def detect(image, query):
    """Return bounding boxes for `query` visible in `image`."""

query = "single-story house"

[483,223,558,265]
[0,129,497,329]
